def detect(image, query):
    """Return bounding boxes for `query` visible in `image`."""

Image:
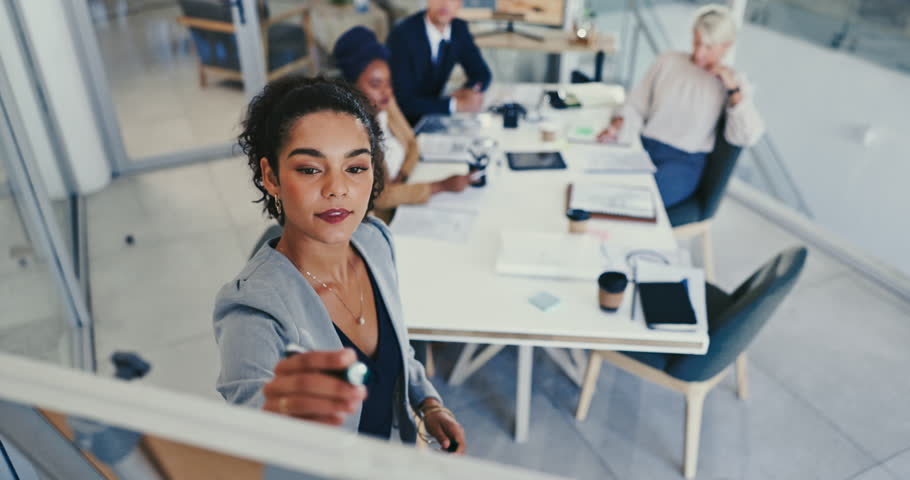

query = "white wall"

[1,0,111,197]
[0,1,67,199]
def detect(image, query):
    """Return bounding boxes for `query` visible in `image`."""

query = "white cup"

[540,122,558,142]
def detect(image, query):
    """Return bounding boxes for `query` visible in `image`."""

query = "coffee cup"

[540,122,558,142]
[598,271,629,312]
[566,209,591,233]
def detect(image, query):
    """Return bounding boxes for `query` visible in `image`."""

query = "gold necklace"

[303,269,366,326]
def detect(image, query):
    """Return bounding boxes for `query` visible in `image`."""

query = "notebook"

[638,279,697,331]
[566,182,657,223]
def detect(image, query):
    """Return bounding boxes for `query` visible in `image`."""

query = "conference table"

[393,83,709,442]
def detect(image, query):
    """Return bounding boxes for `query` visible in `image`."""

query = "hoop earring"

[274,197,283,217]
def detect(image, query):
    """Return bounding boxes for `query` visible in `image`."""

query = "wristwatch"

[726,86,741,97]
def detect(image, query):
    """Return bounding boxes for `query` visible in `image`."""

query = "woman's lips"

[315,209,352,224]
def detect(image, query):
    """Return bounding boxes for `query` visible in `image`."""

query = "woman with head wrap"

[333,27,472,221]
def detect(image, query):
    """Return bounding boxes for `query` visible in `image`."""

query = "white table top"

[394,84,709,355]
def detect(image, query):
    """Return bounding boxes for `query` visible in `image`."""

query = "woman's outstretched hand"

[263,348,367,426]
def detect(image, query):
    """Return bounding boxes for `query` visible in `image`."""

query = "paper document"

[418,134,475,163]
[390,206,477,243]
[426,185,488,210]
[570,182,656,220]
[495,230,606,280]
[569,145,656,173]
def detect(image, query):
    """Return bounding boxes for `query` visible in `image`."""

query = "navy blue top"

[387,11,492,124]
[333,267,403,438]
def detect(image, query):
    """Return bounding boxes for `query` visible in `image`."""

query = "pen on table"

[283,343,370,386]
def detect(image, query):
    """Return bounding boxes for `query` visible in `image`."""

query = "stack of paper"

[390,206,477,243]
[495,230,606,280]
[567,145,656,173]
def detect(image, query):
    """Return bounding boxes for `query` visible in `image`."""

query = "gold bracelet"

[416,406,457,445]
[420,406,455,420]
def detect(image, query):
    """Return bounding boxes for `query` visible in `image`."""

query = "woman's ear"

[260,157,279,196]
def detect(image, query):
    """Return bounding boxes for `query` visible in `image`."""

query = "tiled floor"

[76,156,910,479]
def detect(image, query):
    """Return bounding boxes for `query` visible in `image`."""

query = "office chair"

[177,0,314,87]
[575,246,808,479]
[666,115,743,282]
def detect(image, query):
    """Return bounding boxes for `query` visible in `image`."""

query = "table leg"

[515,345,533,443]
[448,343,479,385]
[449,344,506,386]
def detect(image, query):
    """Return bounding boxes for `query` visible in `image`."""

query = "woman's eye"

[348,166,369,174]
[297,167,320,175]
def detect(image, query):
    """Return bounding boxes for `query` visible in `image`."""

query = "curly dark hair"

[237,75,385,225]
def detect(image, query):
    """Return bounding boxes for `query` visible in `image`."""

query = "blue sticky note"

[529,291,561,312]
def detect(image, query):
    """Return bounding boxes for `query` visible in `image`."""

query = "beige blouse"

[619,51,766,153]
[372,97,432,220]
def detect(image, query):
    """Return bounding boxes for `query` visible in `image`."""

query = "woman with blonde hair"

[599,4,765,207]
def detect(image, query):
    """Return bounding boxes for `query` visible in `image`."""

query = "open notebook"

[567,182,657,223]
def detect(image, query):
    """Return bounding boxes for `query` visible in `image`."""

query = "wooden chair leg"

[425,342,435,377]
[702,227,716,283]
[683,386,707,479]
[198,64,207,88]
[575,352,603,421]
[735,353,748,400]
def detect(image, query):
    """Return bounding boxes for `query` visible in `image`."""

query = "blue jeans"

[642,136,708,208]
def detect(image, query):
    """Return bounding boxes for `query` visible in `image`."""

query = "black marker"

[283,343,370,387]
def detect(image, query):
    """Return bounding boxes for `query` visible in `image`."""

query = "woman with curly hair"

[213,75,465,451]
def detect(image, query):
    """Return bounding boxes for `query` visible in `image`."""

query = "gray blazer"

[213,217,439,442]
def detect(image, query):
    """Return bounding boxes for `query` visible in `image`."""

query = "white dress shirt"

[423,14,457,113]
[619,51,766,153]
[423,14,451,63]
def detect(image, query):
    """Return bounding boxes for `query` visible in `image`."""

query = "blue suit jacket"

[387,11,492,124]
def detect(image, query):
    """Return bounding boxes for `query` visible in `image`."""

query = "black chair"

[666,115,743,282]
[576,246,808,479]
[177,0,313,87]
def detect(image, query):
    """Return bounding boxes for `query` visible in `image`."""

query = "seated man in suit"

[387,0,492,125]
